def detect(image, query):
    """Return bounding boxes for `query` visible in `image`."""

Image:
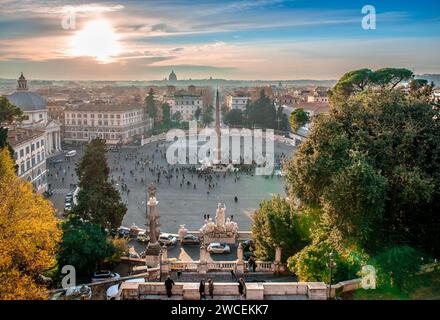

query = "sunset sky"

[1,0,439,80]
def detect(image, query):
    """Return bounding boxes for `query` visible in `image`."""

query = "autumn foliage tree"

[0,148,61,299]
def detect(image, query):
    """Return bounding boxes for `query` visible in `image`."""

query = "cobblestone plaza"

[47,140,295,233]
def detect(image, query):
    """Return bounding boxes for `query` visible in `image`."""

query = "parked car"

[207,242,231,254]
[181,234,200,245]
[52,158,64,164]
[158,233,177,246]
[51,285,92,300]
[65,150,77,158]
[64,202,72,212]
[136,232,149,243]
[106,278,145,300]
[43,189,53,198]
[91,270,120,283]
[117,226,131,238]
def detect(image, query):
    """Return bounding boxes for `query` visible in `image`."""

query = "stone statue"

[148,183,157,199]
[215,203,226,227]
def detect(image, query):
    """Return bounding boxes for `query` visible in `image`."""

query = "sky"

[0,0,439,80]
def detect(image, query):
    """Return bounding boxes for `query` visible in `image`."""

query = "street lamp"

[327,251,336,300]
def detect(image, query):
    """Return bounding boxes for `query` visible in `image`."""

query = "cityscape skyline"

[1,0,440,81]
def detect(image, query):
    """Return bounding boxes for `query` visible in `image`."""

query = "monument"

[144,183,162,266]
[199,203,238,244]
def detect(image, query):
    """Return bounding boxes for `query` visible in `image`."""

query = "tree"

[286,68,440,255]
[223,109,243,126]
[371,246,425,291]
[194,107,202,122]
[0,148,61,299]
[57,215,116,276]
[289,108,309,132]
[145,88,157,121]
[246,90,276,129]
[162,103,171,127]
[1,96,25,172]
[251,196,309,262]
[329,68,414,101]
[74,138,126,231]
[0,96,25,124]
[171,111,182,123]
[202,106,214,125]
[287,238,368,283]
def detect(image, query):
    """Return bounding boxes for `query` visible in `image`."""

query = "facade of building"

[225,94,250,111]
[63,103,152,145]
[6,73,61,157]
[171,93,203,120]
[7,127,47,194]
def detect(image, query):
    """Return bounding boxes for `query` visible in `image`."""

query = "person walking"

[164,276,175,298]
[238,278,246,298]
[199,280,206,300]
[208,279,214,299]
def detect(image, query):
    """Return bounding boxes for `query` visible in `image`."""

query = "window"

[39,113,43,119]
[36,141,40,148]
[20,149,24,157]
[20,162,25,174]
[31,144,35,152]
[26,159,30,170]
[26,146,29,155]
[14,152,18,160]
[98,114,102,118]
[41,139,44,146]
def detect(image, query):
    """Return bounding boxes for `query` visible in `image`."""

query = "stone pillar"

[235,243,245,274]
[198,245,208,274]
[161,246,170,276]
[274,246,282,274]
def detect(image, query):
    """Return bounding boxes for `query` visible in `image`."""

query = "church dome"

[8,91,46,111]
[168,70,177,81]
[7,73,46,111]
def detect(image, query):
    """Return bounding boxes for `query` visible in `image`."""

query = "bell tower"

[17,72,28,91]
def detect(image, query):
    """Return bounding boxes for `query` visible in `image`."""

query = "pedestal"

[144,241,161,267]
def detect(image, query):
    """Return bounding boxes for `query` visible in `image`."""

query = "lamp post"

[328,251,336,300]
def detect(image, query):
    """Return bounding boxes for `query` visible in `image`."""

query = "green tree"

[145,88,157,121]
[286,68,440,255]
[194,107,202,122]
[251,196,309,262]
[57,215,115,276]
[74,138,126,231]
[289,108,310,132]
[246,90,276,129]
[171,111,182,123]
[202,105,214,125]
[223,109,243,126]
[371,246,425,291]
[162,102,171,127]
[0,96,25,171]
[329,68,414,101]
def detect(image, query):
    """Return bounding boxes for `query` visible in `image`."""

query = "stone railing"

[117,281,328,300]
[254,261,274,272]
[207,261,237,271]
[328,279,361,299]
[170,261,199,271]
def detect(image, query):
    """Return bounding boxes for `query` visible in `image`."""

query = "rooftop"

[7,127,45,147]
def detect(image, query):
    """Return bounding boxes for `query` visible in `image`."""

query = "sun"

[69,19,121,62]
